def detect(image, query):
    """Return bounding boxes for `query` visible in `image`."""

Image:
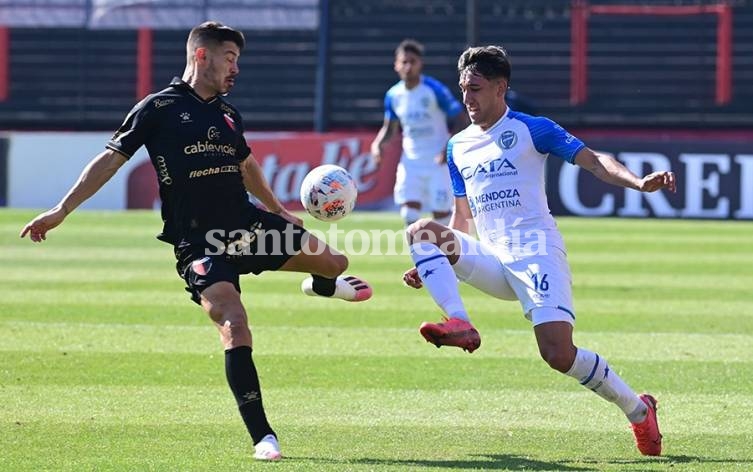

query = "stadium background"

[2,3,753,469]
[0,0,750,218]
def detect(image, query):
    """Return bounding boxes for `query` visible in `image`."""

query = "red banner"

[126,131,400,210]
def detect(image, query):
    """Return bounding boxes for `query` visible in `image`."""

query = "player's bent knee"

[406,218,439,243]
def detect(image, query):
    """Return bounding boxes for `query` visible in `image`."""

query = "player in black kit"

[20,21,372,462]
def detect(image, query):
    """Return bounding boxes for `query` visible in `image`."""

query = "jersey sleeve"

[424,76,463,118]
[106,96,157,159]
[515,113,585,164]
[383,89,397,121]
[446,138,466,197]
[230,108,252,162]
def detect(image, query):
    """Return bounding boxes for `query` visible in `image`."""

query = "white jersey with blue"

[447,108,586,251]
[384,75,463,168]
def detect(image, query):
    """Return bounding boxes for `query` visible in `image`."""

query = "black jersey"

[107,77,258,246]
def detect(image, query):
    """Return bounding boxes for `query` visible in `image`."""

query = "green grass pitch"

[1,209,753,471]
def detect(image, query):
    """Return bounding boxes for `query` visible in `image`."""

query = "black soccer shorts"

[177,211,306,305]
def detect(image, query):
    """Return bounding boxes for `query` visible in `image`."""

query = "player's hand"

[402,267,423,289]
[20,207,67,242]
[275,208,304,226]
[639,171,676,193]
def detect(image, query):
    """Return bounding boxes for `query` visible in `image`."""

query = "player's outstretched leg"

[630,394,662,456]
[253,433,282,461]
[301,274,373,302]
[419,316,481,353]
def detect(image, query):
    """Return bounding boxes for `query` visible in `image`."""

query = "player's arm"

[436,113,469,165]
[370,117,400,166]
[20,149,128,242]
[449,196,473,235]
[574,147,676,193]
[240,151,303,226]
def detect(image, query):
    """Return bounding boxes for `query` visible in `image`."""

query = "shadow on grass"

[289,453,595,470]
[575,454,753,468]
[287,453,753,470]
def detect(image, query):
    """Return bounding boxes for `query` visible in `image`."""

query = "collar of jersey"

[476,106,511,133]
[400,74,424,91]
[169,77,219,104]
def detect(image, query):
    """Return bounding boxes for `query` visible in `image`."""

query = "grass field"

[2,209,753,471]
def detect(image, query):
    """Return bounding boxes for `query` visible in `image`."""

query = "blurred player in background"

[402,45,675,456]
[370,39,468,227]
[20,21,372,462]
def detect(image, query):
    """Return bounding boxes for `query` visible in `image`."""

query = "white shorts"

[394,162,453,212]
[450,230,575,326]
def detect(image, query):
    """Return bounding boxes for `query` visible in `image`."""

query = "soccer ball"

[300,165,358,221]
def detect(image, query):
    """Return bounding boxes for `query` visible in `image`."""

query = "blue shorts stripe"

[580,354,600,385]
[557,305,575,320]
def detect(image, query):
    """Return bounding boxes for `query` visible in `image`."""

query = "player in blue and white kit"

[371,39,467,226]
[402,46,675,456]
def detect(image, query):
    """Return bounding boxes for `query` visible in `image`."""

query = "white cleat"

[301,275,373,302]
[253,434,282,461]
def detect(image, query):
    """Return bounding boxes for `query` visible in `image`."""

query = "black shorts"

[176,211,307,304]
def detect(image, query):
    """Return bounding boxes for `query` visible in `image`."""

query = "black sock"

[311,274,336,296]
[225,346,275,444]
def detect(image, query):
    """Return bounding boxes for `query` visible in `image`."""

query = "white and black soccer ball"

[300,165,358,221]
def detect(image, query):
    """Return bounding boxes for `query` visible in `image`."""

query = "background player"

[370,39,468,227]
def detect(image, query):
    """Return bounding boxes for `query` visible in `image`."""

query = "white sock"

[565,347,645,420]
[401,206,421,226]
[410,242,469,321]
[434,214,451,226]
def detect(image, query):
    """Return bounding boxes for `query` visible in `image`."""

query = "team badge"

[223,113,236,131]
[192,257,212,276]
[497,130,518,149]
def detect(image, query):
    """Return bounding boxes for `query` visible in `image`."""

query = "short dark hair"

[395,39,424,58]
[187,21,245,52]
[458,45,511,82]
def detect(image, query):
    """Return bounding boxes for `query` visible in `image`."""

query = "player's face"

[459,71,507,130]
[203,41,240,95]
[394,51,422,84]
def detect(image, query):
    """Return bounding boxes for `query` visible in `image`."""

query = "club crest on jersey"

[497,130,518,149]
[223,113,236,131]
[192,257,212,276]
